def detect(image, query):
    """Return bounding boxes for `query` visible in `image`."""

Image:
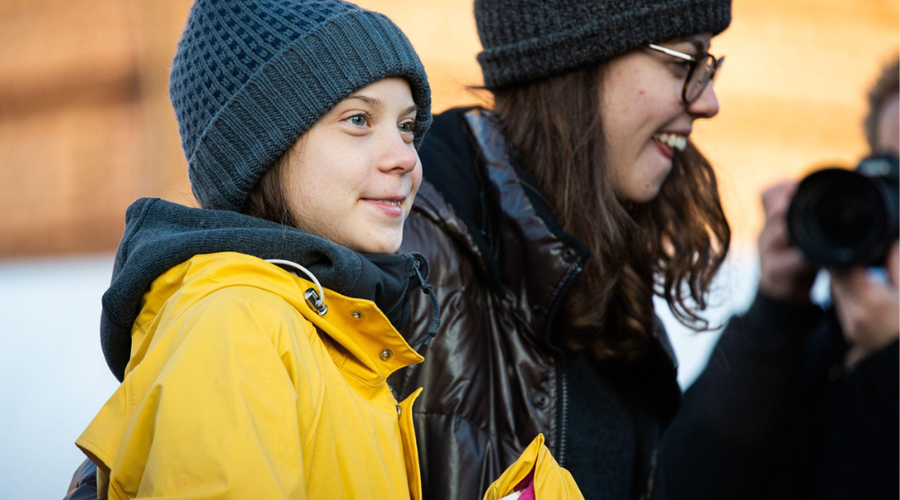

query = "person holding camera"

[661,58,899,500]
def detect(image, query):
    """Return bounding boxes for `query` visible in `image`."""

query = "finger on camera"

[760,181,798,218]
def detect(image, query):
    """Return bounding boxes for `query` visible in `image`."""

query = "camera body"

[787,154,899,268]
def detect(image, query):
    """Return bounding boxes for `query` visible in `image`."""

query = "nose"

[687,83,720,119]
[377,130,419,175]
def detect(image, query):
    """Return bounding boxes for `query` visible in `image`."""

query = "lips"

[370,199,401,207]
[362,196,407,217]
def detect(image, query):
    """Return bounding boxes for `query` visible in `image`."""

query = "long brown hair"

[241,148,298,227]
[492,64,730,362]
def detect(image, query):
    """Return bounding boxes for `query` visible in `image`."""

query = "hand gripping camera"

[787,154,899,268]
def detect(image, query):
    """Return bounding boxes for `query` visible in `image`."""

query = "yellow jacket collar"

[134,252,424,384]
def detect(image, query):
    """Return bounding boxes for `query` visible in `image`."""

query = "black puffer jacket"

[391,108,683,500]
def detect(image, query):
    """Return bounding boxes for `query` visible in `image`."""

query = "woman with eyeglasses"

[389,0,732,499]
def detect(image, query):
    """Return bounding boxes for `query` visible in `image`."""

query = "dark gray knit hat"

[170,0,432,211]
[475,0,732,90]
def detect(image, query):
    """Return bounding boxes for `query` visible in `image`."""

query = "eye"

[346,114,368,127]
[398,121,414,134]
[671,60,692,77]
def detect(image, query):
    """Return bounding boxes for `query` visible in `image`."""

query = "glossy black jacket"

[391,108,683,500]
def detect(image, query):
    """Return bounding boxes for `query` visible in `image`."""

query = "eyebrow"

[346,95,418,116]
[687,35,709,53]
[669,35,709,54]
[346,94,381,106]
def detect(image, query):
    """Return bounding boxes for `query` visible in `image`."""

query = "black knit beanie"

[475,0,732,90]
[170,0,432,211]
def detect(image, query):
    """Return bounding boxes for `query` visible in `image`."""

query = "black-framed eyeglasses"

[646,43,724,105]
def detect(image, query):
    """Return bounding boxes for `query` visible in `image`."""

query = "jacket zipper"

[542,261,582,466]
[558,358,570,465]
[640,428,661,500]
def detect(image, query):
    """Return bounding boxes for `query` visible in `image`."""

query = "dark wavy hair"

[864,56,899,154]
[492,63,730,361]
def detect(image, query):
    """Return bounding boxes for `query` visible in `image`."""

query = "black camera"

[787,154,899,268]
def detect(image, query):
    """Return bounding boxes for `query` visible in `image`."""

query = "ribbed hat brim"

[477,0,731,90]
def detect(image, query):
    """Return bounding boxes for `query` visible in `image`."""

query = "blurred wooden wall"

[0,0,194,256]
[1,0,897,257]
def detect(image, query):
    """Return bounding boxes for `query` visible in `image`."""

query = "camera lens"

[811,180,877,246]
[788,168,893,268]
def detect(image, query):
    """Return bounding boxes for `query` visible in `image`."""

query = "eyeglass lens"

[684,54,718,104]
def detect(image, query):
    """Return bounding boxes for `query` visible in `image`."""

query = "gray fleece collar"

[100,197,431,381]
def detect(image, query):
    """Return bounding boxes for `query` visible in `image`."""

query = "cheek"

[607,73,680,130]
[877,98,900,154]
[602,81,653,146]
[299,149,366,199]
[410,159,423,195]
[285,149,355,226]
[602,59,649,115]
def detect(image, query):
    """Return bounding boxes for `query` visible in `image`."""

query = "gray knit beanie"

[170,0,432,211]
[475,0,732,90]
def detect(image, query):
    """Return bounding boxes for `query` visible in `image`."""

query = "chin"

[349,235,403,255]
[622,182,666,204]
[624,188,659,204]
[369,243,401,254]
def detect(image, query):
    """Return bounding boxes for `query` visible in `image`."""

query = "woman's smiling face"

[601,33,720,203]
[282,77,422,254]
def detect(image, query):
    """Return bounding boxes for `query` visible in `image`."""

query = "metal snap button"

[351,310,362,319]
[379,349,393,361]
[396,405,402,416]
[532,391,550,409]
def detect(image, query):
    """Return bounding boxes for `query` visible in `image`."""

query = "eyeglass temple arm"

[647,43,695,62]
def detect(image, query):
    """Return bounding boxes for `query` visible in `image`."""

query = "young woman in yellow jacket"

[70,0,588,498]
[74,0,438,498]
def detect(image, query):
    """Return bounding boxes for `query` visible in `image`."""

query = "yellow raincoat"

[76,252,425,500]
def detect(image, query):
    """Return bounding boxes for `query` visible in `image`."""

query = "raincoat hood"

[100,197,431,381]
